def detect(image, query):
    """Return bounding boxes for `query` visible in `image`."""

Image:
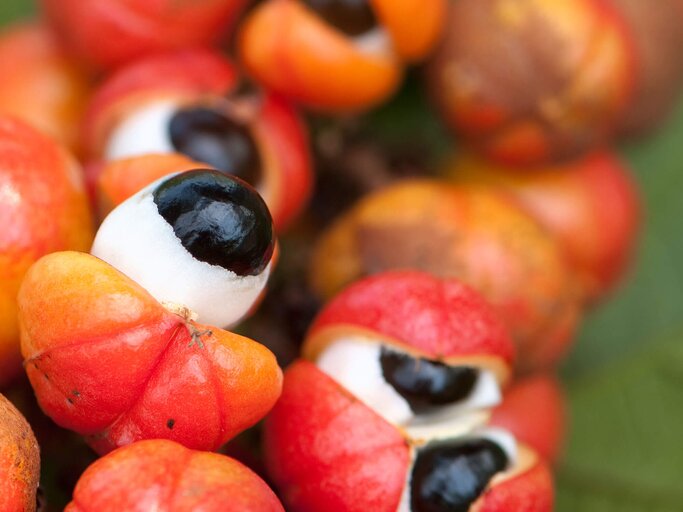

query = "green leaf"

[557,337,683,511]
[0,0,34,22]
[563,100,683,378]
[557,95,683,511]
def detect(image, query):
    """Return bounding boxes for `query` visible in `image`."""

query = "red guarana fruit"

[82,49,312,231]
[265,272,554,511]
[0,116,93,387]
[491,374,567,464]
[446,151,640,303]
[65,439,283,512]
[41,0,250,71]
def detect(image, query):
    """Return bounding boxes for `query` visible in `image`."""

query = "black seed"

[153,169,275,276]
[167,419,175,429]
[304,0,377,36]
[380,347,479,413]
[169,106,262,186]
[411,438,508,512]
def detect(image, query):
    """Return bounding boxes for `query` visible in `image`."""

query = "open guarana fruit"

[65,439,284,512]
[265,272,553,512]
[0,393,40,512]
[0,116,93,388]
[311,179,582,374]
[83,49,312,232]
[238,0,446,112]
[18,251,282,456]
[18,170,282,455]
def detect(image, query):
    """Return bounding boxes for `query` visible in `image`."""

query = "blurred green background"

[2,2,683,511]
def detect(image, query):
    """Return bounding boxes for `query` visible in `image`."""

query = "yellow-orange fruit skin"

[18,252,282,455]
[426,0,636,166]
[311,180,581,373]
[0,393,40,512]
[0,23,91,154]
[0,117,93,387]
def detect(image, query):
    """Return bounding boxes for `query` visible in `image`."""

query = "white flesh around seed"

[315,337,518,512]
[317,339,413,425]
[352,27,393,56]
[104,100,178,161]
[315,337,502,439]
[396,428,518,512]
[91,175,271,328]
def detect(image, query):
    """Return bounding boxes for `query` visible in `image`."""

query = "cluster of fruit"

[1,0,681,511]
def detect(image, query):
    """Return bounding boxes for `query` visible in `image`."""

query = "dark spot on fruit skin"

[153,169,275,276]
[380,347,479,413]
[411,438,508,512]
[304,0,377,36]
[167,419,175,430]
[169,107,262,186]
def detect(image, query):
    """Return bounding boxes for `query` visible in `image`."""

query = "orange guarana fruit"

[18,251,282,455]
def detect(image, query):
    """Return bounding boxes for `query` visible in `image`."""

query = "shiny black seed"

[411,438,508,512]
[153,169,274,276]
[169,106,262,185]
[304,0,377,36]
[380,348,479,413]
